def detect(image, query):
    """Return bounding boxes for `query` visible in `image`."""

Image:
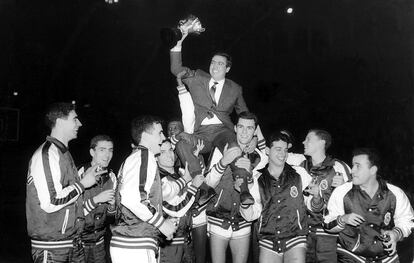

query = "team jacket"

[205,147,267,230]
[77,163,117,243]
[110,146,165,253]
[300,155,351,228]
[26,136,85,248]
[324,179,414,259]
[160,168,199,245]
[241,164,310,252]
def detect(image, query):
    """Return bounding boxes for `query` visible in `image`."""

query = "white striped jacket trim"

[147,210,164,228]
[337,244,399,263]
[170,237,186,245]
[83,198,97,215]
[187,184,198,196]
[176,85,187,95]
[175,177,186,191]
[110,236,158,252]
[31,239,73,249]
[257,139,266,151]
[314,227,339,237]
[259,235,307,253]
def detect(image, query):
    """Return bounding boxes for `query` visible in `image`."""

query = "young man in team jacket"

[26,102,104,262]
[78,135,117,263]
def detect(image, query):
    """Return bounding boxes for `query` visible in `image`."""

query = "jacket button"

[277,240,281,244]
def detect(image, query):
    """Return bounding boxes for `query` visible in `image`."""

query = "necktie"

[210,81,218,106]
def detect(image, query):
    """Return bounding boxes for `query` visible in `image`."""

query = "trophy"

[160,14,205,49]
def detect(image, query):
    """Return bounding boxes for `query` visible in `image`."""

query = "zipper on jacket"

[61,209,69,234]
[214,189,223,208]
[296,210,303,230]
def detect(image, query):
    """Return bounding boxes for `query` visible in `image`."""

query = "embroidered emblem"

[384,212,391,226]
[319,179,328,191]
[290,186,298,198]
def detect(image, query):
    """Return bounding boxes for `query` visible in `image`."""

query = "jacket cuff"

[74,182,85,194]
[177,85,187,95]
[147,210,165,229]
[170,46,182,52]
[257,139,266,151]
[84,198,98,214]
[216,160,227,173]
[187,184,198,196]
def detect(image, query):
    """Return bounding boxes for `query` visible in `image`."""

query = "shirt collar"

[209,78,225,87]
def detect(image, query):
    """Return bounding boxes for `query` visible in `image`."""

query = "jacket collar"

[46,136,68,153]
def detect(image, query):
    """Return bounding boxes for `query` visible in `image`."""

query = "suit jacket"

[170,51,248,131]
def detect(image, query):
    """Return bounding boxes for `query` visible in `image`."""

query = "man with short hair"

[110,115,177,263]
[169,23,265,187]
[324,148,414,263]
[157,139,205,263]
[167,119,184,138]
[26,102,103,262]
[300,129,351,263]
[205,112,268,263]
[78,135,117,263]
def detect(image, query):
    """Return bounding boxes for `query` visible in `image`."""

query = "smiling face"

[235,118,256,146]
[57,110,82,142]
[209,55,230,81]
[90,140,114,168]
[142,123,166,155]
[157,141,176,169]
[167,121,183,138]
[351,154,377,186]
[269,140,289,167]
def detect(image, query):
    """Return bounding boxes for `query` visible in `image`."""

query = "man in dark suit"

[170,28,251,181]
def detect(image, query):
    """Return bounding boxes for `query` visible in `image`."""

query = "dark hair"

[237,111,259,128]
[212,52,232,68]
[266,131,291,148]
[44,102,76,129]
[309,129,332,150]
[131,115,163,146]
[352,148,381,173]
[90,135,113,149]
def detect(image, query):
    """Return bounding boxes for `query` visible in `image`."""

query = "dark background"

[0,0,413,262]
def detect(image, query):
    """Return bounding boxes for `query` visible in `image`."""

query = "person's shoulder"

[224,78,241,89]
[386,182,406,197]
[334,181,353,196]
[195,69,210,79]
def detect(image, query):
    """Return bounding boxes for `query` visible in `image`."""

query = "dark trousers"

[84,241,106,263]
[192,224,208,263]
[306,231,338,263]
[160,244,185,263]
[175,124,236,176]
[32,246,85,263]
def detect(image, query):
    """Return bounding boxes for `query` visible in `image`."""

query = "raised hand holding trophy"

[160,14,205,49]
